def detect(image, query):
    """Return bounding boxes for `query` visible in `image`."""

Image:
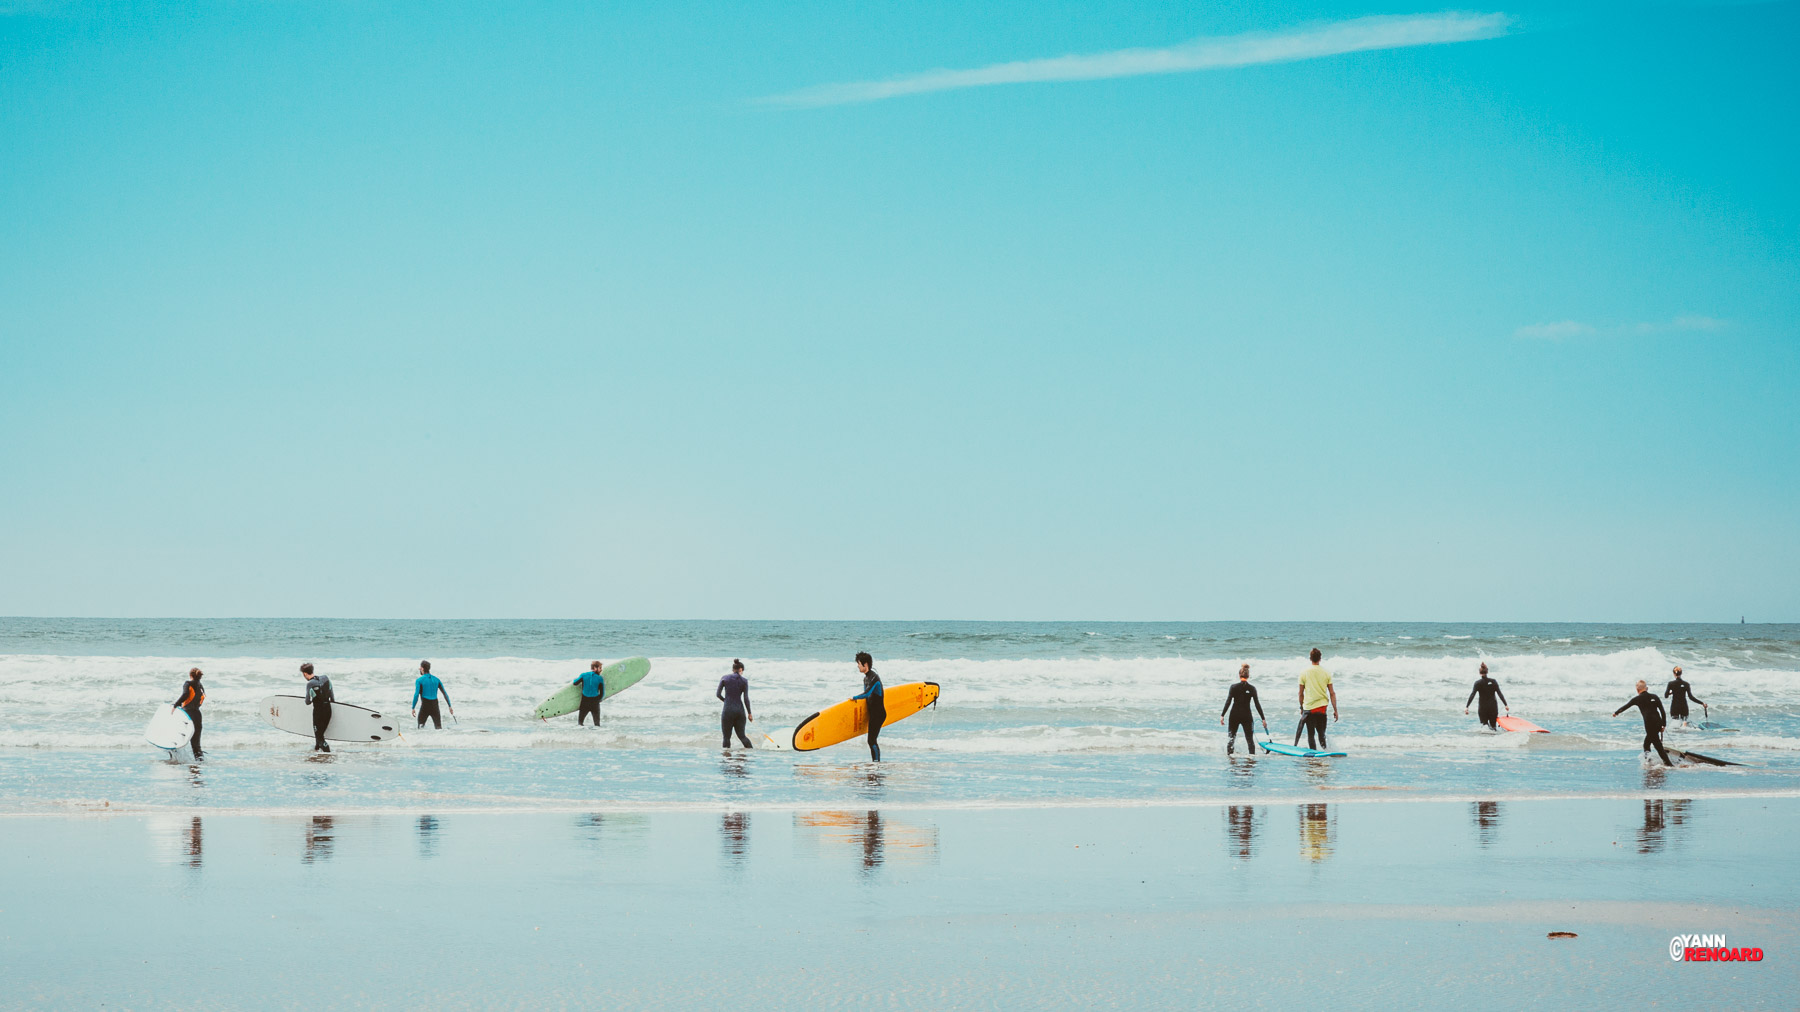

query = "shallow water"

[3,619,1795,812]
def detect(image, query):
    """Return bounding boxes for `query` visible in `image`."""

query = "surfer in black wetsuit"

[1463,662,1509,730]
[717,659,753,748]
[1612,679,1671,766]
[302,662,333,753]
[1664,666,1706,727]
[1219,664,1268,754]
[173,667,206,760]
[851,651,884,762]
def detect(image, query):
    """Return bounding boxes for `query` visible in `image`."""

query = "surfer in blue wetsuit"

[1464,663,1509,730]
[717,659,754,748]
[1220,664,1267,754]
[172,667,206,760]
[574,661,605,726]
[852,651,884,762]
[1664,666,1706,728]
[302,662,333,752]
[411,660,453,729]
[1612,679,1671,766]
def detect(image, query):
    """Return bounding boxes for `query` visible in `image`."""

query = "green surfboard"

[534,657,652,720]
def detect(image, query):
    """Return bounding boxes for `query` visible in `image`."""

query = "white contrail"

[762,11,1512,107]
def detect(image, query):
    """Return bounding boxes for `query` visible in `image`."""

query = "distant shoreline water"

[2,617,1795,662]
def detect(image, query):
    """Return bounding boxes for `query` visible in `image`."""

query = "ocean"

[4,618,1797,813]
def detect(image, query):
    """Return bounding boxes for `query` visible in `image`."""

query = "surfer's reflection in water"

[1225,805,1258,860]
[303,816,335,864]
[793,810,937,878]
[575,812,648,851]
[719,812,750,869]
[720,752,749,780]
[858,766,886,799]
[1299,803,1334,862]
[1302,759,1332,790]
[858,811,884,874]
[1471,801,1503,848]
[1637,798,1693,855]
[185,816,204,870]
[417,815,441,859]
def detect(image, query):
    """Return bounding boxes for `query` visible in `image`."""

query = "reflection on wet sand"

[303,816,335,864]
[1299,803,1333,862]
[417,815,440,859]
[794,810,938,876]
[793,764,888,799]
[185,816,203,869]
[1227,756,1260,786]
[575,812,649,851]
[1225,805,1257,860]
[1637,798,1693,855]
[1302,761,1332,789]
[720,812,749,867]
[1471,801,1503,848]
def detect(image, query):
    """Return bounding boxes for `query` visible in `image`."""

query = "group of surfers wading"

[159,649,1712,768]
[158,652,894,762]
[1217,651,1715,766]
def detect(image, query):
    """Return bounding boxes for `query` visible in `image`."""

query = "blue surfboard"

[1260,741,1346,758]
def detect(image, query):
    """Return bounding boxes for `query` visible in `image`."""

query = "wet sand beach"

[4,797,1793,1008]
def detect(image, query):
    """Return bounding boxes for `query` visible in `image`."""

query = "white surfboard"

[145,706,194,752]
[260,694,402,743]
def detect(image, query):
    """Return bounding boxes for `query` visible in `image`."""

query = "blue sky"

[1,1,1795,620]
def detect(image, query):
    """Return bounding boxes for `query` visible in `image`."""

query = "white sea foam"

[2,647,1794,753]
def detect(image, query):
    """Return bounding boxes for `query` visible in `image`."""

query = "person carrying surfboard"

[573,661,605,726]
[412,660,454,729]
[1612,679,1672,766]
[717,659,754,748]
[1220,664,1268,755]
[1298,649,1338,751]
[302,662,333,752]
[1664,666,1706,728]
[172,667,206,760]
[1464,662,1509,730]
[851,651,885,762]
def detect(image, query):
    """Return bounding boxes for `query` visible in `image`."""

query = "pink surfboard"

[1496,715,1548,733]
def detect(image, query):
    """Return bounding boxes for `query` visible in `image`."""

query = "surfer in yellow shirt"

[1298,648,1338,751]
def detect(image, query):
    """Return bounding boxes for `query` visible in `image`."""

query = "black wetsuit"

[717,672,752,748]
[306,675,334,752]
[1614,691,1671,766]
[1465,677,1508,730]
[1664,677,1705,721]
[174,678,205,759]
[1220,681,1265,754]
[854,671,885,762]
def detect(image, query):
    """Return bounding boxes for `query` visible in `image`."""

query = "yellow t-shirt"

[1300,665,1333,710]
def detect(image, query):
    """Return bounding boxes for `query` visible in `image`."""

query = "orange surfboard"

[792,681,940,752]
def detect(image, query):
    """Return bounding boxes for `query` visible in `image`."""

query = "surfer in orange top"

[172,667,206,760]
[851,652,885,761]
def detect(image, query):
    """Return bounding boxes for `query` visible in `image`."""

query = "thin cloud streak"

[762,11,1512,107]
[1514,316,1728,340]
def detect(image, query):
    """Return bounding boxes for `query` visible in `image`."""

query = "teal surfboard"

[534,657,652,720]
[1260,741,1346,758]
